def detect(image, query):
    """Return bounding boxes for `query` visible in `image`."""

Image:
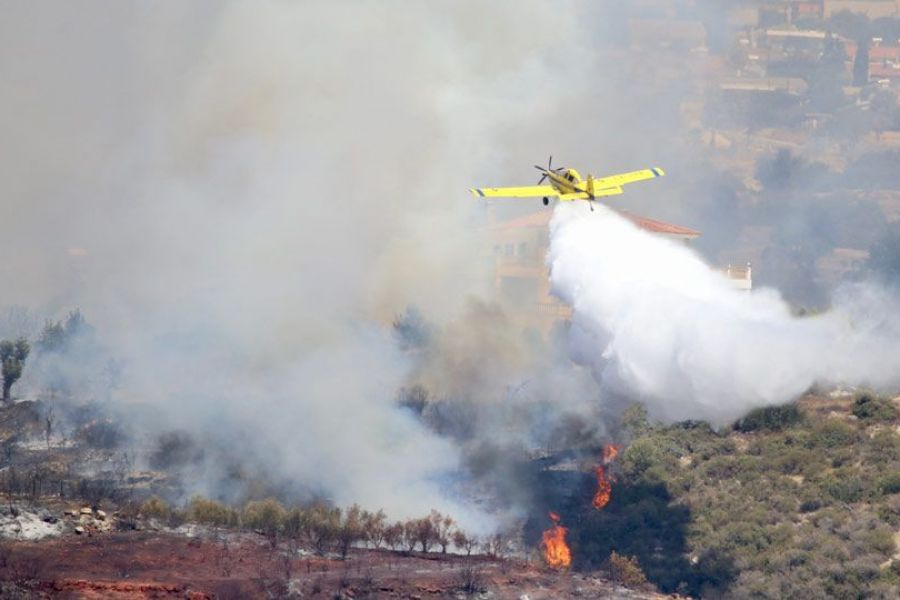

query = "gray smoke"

[0,1,632,531]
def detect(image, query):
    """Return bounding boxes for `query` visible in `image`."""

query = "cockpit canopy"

[563,169,582,183]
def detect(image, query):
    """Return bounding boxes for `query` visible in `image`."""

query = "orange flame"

[541,512,571,569]
[603,444,619,463]
[592,444,619,511]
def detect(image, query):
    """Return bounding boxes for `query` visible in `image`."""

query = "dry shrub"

[189,496,239,528]
[140,495,170,520]
[455,565,487,595]
[607,551,647,587]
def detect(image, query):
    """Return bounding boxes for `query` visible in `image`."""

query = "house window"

[517,242,527,256]
[504,244,513,256]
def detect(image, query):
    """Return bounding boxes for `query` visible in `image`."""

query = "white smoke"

[549,203,900,424]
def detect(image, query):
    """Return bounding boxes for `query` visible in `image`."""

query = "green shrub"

[824,476,866,503]
[734,405,803,432]
[621,437,665,479]
[866,527,897,556]
[775,448,809,475]
[808,420,858,449]
[852,394,897,422]
[879,473,900,495]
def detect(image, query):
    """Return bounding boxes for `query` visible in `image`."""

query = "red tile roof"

[493,209,701,238]
[619,210,702,237]
[845,43,900,63]
[871,64,900,79]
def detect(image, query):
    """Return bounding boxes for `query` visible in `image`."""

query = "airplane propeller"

[534,155,562,184]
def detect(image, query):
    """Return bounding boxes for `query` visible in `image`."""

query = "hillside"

[553,391,900,598]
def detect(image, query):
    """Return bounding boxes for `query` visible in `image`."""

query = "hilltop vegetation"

[596,393,900,598]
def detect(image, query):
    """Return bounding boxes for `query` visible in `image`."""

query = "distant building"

[721,264,754,291]
[628,18,708,50]
[845,40,900,85]
[824,0,900,18]
[758,2,825,27]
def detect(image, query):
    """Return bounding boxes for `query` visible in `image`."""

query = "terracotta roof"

[493,209,701,238]
[845,43,900,63]
[871,63,900,78]
[618,210,701,237]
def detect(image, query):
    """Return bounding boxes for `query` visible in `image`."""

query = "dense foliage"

[600,396,900,598]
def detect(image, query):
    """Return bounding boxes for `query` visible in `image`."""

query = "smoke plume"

[549,203,900,424]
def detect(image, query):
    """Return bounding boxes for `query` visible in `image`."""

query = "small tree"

[411,516,437,553]
[306,503,341,554]
[400,519,418,552]
[243,498,286,548]
[383,521,404,551]
[362,508,387,549]
[0,338,29,403]
[36,321,66,354]
[452,529,479,556]
[336,504,365,559]
[283,506,308,553]
[430,510,455,553]
[483,531,510,558]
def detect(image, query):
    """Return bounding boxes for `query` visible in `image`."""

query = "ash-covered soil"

[1,530,676,599]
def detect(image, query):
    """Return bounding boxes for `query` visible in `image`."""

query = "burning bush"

[541,512,571,569]
[592,444,619,510]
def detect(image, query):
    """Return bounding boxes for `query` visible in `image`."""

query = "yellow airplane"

[469,156,665,209]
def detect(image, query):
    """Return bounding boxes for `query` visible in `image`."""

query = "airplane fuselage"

[546,168,585,195]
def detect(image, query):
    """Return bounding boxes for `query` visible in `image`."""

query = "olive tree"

[0,337,29,403]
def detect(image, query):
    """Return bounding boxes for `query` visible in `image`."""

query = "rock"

[79,507,93,515]
[96,510,106,520]
[64,509,76,517]
[42,515,58,524]
[74,526,84,535]
[519,595,531,600]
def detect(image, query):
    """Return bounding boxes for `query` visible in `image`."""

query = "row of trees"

[139,496,503,559]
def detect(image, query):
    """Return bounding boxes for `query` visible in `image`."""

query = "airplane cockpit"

[562,169,582,183]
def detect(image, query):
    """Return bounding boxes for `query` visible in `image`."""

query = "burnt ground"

[0,530,677,599]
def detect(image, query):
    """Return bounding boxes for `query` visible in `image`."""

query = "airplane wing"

[469,185,558,198]
[592,167,665,190]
